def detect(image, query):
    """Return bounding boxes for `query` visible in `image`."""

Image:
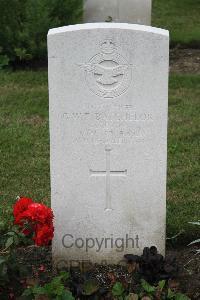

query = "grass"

[0,71,199,245]
[152,0,200,47]
[0,71,50,230]
[167,74,200,243]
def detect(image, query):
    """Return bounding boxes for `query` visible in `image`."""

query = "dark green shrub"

[0,0,83,64]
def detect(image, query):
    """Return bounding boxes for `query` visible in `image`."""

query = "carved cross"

[90,146,127,210]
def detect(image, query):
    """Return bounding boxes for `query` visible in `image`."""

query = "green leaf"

[32,286,46,295]
[59,271,70,281]
[175,293,191,300]
[14,48,32,61]
[112,282,125,297]
[43,276,65,296]
[5,236,14,249]
[167,288,175,299]
[5,231,16,236]
[82,279,99,295]
[141,279,156,293]
[158,280,166,290]
[22,288,34,296]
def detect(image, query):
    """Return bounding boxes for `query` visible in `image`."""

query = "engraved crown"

[101,39,115,54]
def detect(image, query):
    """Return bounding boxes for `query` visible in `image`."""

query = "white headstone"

[84,0,152,25]
[48,23,169,266]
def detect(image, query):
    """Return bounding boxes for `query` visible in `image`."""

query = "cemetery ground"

[0,62,200,298]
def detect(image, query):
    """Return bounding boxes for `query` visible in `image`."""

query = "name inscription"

[63,104,154,145]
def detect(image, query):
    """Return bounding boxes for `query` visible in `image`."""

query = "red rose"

[34,224,54,246]
[13,197,33,225]
[26,203,54,224]
[13,197,54,246]
[15,203,53,225]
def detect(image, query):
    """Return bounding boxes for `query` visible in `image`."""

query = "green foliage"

[42,272,70,296]
[112,282,126,299]
[23,272,100,299]
[158,280,166,290]
[22,271,73,300]
[0,0,83,64]
[167,289,191,300]
[0,54,9,70]
[1,227,33,251]
[0,251,30,296]
[0,225,33,297]
[141,279,156,294]
[4,231,21,249]
[138,280,191,300]
[109,279,191,300]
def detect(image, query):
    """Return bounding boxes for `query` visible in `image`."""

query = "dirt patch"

[170,49,200,74]
[21,115,45,126]
[167,247,200,299]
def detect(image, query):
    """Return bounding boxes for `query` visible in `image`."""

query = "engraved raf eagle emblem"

[85,63,129,85]
[81,39,132,98]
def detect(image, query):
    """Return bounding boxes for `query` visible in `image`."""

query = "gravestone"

[84,0,152,25]
[48,23,169,266]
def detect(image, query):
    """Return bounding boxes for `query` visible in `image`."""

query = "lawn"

[167,74,200,243]
[0,71,199,244]
[0,71,50,230]
[152,0,200,47]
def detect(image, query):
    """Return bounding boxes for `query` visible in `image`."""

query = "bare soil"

[167,247,200,299]
[170,49,200,74]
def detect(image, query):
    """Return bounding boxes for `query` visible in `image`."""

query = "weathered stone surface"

[84,0,152,25]
[48,23,169,265]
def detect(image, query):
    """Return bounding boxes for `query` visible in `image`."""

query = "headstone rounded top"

[48,23,169,37]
